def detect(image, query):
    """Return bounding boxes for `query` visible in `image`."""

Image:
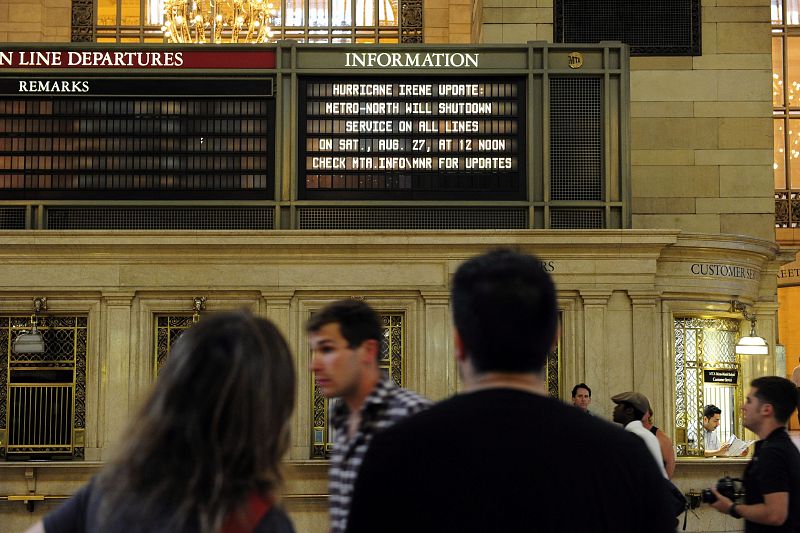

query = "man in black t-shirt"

[709,376,800,532]
[344,249,675,533]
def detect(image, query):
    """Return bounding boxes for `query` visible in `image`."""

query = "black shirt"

[743,427,800,533]
[43,479,296,533]
[345,388,676,533]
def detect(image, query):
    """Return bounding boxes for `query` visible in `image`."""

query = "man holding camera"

[709,376,800,532]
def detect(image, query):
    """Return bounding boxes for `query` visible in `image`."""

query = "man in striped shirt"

[307,300,430,533]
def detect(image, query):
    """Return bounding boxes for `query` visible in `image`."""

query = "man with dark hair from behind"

[709,376,800,532]
[345,249,675,533]
[572,382,592,412]
[307,299,430,533]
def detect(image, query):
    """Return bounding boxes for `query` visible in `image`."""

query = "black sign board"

[0,75,275,200]
[703,369,738,385]
[298,76,526,200]
[0,77,273,97]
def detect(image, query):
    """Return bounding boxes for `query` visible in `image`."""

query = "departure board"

[0,76,275,200]
[298,77,526,200]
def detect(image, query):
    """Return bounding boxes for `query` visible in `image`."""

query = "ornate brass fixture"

[2,315,87,459]
[12,298,48,355]
[731,300,768,355]
[192,296,207,323]
[162,0,277,43]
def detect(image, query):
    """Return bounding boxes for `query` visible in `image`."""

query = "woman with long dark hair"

[26,310,296,533]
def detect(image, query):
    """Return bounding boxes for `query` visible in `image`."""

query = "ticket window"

[674,317,744,457]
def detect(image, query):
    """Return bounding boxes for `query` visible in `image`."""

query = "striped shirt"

[328,379,430,533]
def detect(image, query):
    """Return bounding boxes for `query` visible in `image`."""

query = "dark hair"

[98,310,296,532]
[703,404,721,419]
[452,248,557,373]
[306,299,383,354]
[751,376,800,424]
[572,383,591,398]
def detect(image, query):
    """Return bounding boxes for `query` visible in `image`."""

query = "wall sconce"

[12,297,47,354]
[731,300,768,355]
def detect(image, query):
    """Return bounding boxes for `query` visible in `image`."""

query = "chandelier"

[162,0,276,44]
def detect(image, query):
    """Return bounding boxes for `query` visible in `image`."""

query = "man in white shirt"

[612,391,668,479]
[702,404,730,457]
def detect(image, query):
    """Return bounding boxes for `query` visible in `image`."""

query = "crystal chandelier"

[162,0,276,44]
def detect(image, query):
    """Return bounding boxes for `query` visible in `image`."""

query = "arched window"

[72,0,422,43]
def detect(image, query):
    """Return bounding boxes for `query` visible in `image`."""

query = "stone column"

[420,291,453,401]
[98,291,135,458]
[262,290,304,459]
[629,291,665,429]
[580,290,612,418]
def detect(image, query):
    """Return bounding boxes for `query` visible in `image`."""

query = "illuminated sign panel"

[299,77,526,200]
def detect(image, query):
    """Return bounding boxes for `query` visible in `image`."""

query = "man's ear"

[760,401,775,418]
[359,338,379,364]
[454,329,466,363]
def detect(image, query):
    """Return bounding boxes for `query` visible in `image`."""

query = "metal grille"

[0,207,26,229]
[298,207,527,229]
[775,191,800,228]
[1,315,87,459]
[554,0,701,56]
[8,385,73,452]
[312,312,404,459]
[550,77,603,202]
[545,313,562,399]
[154,315,195,378]
[46,207,274,230]
[674,318,741,457]
[550,208,603,229]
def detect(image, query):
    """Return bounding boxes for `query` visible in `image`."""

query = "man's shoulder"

[759,432,800,463]
[372,388,637,447]
[382,384,431,415]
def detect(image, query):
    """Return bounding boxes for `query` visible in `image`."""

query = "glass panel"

[790,0,800,25]
[285,0,305,26]
[775,37,785,107]
[790,118,800,188]
[332,0,352,26]
[97,0,118,25]
[776,119,787,189]
[146,0,163,24]
[356,0,375,26]
[309,0,328,26]
[379,0,397,26]
[121,0,141,25]
[774,0,783,24]
[787,36,800,107]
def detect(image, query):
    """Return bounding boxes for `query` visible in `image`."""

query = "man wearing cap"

[612,391,668,479]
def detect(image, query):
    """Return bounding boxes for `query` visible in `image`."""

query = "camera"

[701,476,743,504]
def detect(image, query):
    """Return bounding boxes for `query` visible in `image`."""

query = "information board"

[298,77,526,200]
